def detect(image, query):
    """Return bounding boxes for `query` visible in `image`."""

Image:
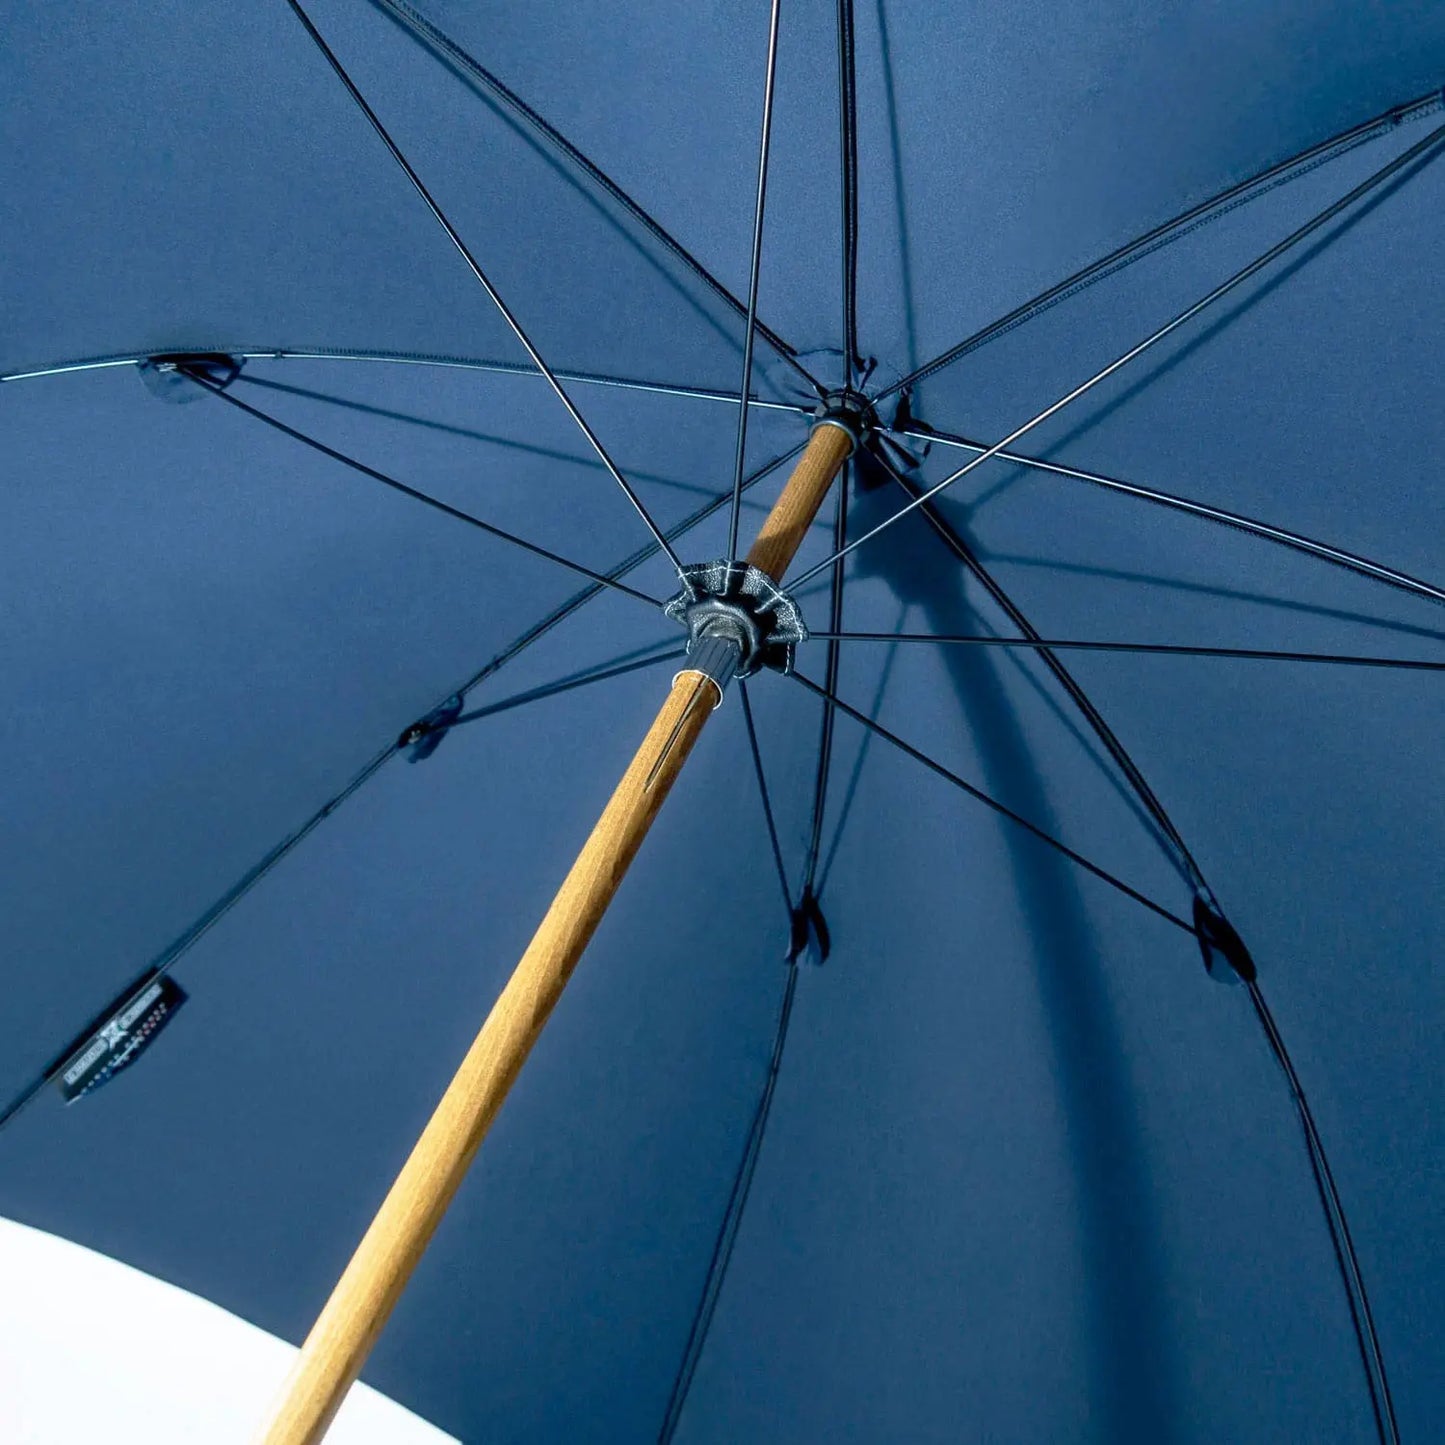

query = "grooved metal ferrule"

[681,633,744,693]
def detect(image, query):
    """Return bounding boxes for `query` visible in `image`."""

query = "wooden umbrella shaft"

[259,421,852,1444]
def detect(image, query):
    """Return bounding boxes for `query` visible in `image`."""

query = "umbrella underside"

[1,2,1443,1441]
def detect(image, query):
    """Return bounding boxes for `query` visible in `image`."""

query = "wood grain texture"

[258,424,849,1444]
[746,422,852,581]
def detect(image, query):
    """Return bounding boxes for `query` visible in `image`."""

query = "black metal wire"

[791,120,1445,591]
[1247,981,1399,1445]
[873,0,917,377]
[875,453,1207,891]
[449,647,686,729]
[872,87,1445,404]
[900,423,1445,611]
[656,960,801,1444]
[738,681,795,919]
[857,507,1174,869]
[368,0,823,397]
[978,552,1445,646]
[789,670,1196,934]
[836,0,861,385]
[801,471,850,895]
[805,631,1445,671]
[2,349,816,414]
[728,0,785,561]
[283,0,689,579]
[185,371,663,607]
[855,461,1397,1439]
[0,741,396,1137]
[237,374,727,503]
[814,600,910,897]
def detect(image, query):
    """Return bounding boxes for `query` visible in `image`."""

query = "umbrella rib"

[1247,981,1400,1444]
[801,472,851,897]
[789,671,1195,934]
[812,600,911,896]
[367,0,823,397]
[899,424,1445,610]
[983,552,1445,645]
[873,87,1445,404]
[738,681,796,918]
[806,632,1445,671]
[1,351,815,418]
[282,0,688,581]
[256,355,810,414]
[235,374,729,503]
[446,647,687,730]
[0,741,397,1138]
[656,961,801,1445]
[877,455,1207,887]
[836,0,861,384]
[866,494,1177,857]
[186,373,662,606]
[789,119,1445,591]
[728,0,785,560]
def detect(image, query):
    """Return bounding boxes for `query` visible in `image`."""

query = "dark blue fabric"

[1,3,1443,1441]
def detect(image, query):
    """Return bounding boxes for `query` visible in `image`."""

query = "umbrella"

[2,1,1443,1440]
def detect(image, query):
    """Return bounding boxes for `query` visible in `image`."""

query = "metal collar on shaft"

[665,561,808,686]
[811,388,873,449]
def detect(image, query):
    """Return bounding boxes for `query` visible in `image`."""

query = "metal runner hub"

[664,559,808,686]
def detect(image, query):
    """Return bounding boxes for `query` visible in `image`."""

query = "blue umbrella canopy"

[2,2,1443,1440]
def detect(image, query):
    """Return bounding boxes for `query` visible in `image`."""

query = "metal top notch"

[812,388,875,448]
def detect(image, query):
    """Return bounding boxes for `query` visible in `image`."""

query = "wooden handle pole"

[258,421,850,1445]
[745,422,852,581]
